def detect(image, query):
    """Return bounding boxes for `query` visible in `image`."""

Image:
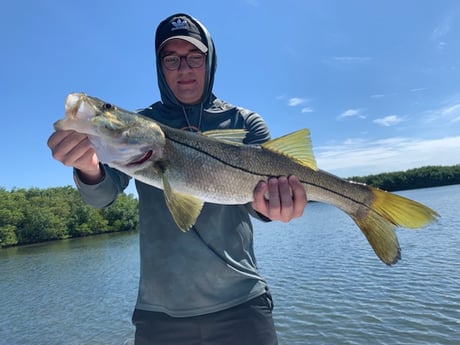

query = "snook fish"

[54,93,439,265]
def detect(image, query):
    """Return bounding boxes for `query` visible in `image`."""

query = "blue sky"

[1,0,459,194]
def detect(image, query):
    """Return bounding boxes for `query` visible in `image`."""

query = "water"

[256,185,459,345]
[1,185,459,344]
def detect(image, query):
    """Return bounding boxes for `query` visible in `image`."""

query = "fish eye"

[103,103,113,110]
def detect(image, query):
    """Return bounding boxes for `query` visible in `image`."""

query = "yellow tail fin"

[353,187,439,265]
[371,188,440,228]
[354,209,401,265]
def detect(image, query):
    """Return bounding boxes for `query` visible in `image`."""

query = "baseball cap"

[156,14,208,53]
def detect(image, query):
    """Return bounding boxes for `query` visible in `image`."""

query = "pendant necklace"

[182,104,203,133]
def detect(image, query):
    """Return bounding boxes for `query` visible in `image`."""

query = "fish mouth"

[127,150,153,166]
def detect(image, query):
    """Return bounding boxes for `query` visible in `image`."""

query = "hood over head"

[155,13,217,109]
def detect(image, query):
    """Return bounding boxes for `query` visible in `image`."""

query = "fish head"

[54,93,101,135]
[54,93,165,168]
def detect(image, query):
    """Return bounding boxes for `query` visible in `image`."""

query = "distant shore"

[1,164,458,248]
[347,164,460,191]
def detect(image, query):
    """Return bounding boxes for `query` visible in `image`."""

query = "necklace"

[182,104,203,133]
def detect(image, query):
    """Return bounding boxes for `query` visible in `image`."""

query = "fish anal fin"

[261,129,318,170]
[162,175,204,232]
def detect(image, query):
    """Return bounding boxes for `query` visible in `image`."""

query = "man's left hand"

[252,175,307,222]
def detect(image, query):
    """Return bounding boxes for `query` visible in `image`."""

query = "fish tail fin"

[353,210,401,265]
[370,188,440,228]
[353,187,439,265]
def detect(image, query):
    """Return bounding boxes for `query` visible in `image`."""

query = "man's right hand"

[47,130,103,184]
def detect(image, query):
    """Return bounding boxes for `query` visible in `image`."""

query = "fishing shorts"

[132,292,278,345]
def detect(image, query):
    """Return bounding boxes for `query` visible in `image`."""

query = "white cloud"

[410,87,428,93]
[424,101,460,123]
[288,97,307,107]
[432,17,451,41]
[341,109,360,117]
[442,103,460,117]
[431,14,453,52]
[331,56,372,64]
[370,92,400,99]
[339,108,365,119]
[373,115,404,127]
[278,96,313,113]
[315,136,460,177]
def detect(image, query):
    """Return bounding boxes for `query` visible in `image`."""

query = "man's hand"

[252,175,307,222]
[47,130,103,184]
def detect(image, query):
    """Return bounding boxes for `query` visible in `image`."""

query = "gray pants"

[132,293,278,345]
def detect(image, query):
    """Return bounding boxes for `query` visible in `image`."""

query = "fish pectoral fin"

[261,129,318,170]
[162,175,204,232]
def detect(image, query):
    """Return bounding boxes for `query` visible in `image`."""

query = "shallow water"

[1,185,458,344]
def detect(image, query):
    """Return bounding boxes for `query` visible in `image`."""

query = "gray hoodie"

[76,13,271,317]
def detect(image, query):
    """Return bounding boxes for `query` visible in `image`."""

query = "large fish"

[54,93,439,265]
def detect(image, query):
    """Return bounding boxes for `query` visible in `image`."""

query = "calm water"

[1,185,459,345]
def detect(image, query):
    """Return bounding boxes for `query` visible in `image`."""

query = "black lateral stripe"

[164,132,370,209]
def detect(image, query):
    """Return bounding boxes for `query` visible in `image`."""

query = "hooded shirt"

[75,13,272,317]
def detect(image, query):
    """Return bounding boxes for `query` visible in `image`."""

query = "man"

[48,13,307,345]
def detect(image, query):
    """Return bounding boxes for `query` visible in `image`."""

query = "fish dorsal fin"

[202,129,247,144]
[162,175,204,232]
[261,129,318,170]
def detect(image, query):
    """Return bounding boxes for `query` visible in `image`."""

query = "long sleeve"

[73,164,131,208]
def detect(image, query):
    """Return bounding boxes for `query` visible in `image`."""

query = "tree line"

[348,164,460,191]
[1,164,459,248]
[0,186,138,248]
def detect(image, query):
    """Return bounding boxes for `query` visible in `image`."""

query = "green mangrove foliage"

[348,165,460,191]
[0,186,138,247]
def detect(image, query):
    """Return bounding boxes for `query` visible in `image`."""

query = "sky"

[1,0,459,195]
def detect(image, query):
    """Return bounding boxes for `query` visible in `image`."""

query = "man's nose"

[178,56,192,71]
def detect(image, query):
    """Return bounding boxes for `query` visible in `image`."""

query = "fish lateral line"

[163,129,388,216]
[162,128,318,177]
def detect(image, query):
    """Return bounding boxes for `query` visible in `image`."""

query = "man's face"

[160,39,206,105]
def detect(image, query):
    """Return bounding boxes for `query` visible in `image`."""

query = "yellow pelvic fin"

[202,129,248,144]
[261,129,318,170]
[162,175,204,232]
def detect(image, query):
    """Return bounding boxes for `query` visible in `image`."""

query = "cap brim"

[158,36,208,53]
